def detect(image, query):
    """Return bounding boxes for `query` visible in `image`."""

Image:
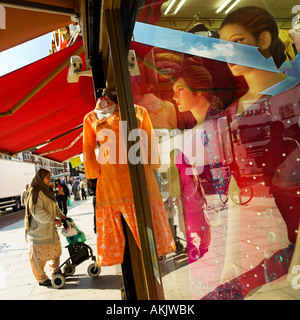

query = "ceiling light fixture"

[216,0,232,14]
[163,0,177,15]
[225,0,240,14]
[173,0,187,15]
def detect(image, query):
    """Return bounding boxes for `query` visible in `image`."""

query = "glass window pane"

[132,0,300,300]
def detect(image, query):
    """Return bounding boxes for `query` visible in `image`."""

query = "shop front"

[1,0,300,300]
[80,0,300,300]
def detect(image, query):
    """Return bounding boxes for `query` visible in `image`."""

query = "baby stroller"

[51,218,101,289]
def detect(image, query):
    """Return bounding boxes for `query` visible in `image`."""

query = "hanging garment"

[279,29,296,60]
[175,150,211,263]
[83,104,175,266]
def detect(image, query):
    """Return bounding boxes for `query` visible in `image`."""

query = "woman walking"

[25,169,66,286]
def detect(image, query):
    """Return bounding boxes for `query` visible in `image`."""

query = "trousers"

[29,256,60,283]
[28,233,62,283]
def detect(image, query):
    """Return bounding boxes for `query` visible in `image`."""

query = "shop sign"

[70,156,83,168]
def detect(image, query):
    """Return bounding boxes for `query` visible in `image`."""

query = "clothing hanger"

[187,22,219,39]
[184,11,201,31]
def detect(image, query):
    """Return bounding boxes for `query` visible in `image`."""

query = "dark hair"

[220,6,286,68]
[176,56,213,101]
[38,168,50,180]
[55,178,62,185]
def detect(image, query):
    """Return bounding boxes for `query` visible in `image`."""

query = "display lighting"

[224,0,240,14]
[216,0,232,14]
[173,0,187,14]
[163,0,177,15]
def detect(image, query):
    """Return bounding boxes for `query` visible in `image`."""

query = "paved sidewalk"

[0,197,123,300]
[0,190,300,300]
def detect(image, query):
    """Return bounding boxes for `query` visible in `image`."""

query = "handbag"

[62,221,78,238]
[68,197,73,206]
[62,218,86,244]
[272,143,300,189]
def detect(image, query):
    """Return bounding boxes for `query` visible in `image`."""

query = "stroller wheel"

[63,264,76,276]
[158,255,166,264]
[51,274,65,289]
[87,263,101,277]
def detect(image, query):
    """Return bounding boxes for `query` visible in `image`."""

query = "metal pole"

[104,3,164,300]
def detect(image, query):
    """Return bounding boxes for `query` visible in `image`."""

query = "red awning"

[0,39,95,162]
[0,1,77,52]
[33,126,83,163]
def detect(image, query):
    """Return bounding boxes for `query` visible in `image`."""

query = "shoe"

[39,279,52,286]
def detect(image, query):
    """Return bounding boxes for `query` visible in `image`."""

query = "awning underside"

[0,40,95,162]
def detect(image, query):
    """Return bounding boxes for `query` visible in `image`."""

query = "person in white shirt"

[79,179,87,200]
[21,184,29,207]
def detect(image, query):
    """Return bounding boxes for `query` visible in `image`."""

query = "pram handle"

[62,217,72,229]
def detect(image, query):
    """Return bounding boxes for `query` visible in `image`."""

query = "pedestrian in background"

[80,179,87,200]
[21,183,29,208]
[54,179,70,216]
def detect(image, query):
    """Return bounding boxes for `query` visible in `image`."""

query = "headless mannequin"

[135,93,162,113]
[87,93,155,299]
[289,23,300,53]
[134,92,177,128]
[83,92,175,268]
[94,95,139,121]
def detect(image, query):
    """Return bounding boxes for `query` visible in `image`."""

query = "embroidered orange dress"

[83,104,175,266]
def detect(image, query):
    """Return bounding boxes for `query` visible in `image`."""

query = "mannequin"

[83,92,175,267]
[206,6,299,300]
[134,92,177,129]
[289,22,300,53]
[172,56,228,298]
[172,57,214,261]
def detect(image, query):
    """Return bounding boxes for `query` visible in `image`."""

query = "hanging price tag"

[96,97,109,109]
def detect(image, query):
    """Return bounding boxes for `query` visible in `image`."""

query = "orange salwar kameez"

[83,104,175,266]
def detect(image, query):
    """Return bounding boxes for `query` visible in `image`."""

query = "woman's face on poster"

[172,78,200,112]
[220,23,259,77]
